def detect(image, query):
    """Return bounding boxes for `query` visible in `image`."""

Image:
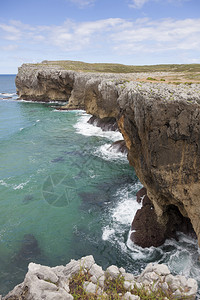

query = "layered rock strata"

[16,64,200,248]
[3,255,197,299]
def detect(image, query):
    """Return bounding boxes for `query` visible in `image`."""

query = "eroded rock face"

[16,63,200,247]
[16,64,75,102]
[116,83,200,246]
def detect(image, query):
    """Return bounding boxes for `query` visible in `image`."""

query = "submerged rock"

[14,234,40,262]
[3,255,197,300]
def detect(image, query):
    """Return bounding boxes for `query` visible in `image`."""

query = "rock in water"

[109,140,128,154]
[131,196,166,248]
[88,116,118,131]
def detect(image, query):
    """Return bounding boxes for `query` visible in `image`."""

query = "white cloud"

[67,0,95,8]
[111,18,200,54]
[129,0,191,9]
[129,0,149,8]
[1,45,18,51]
[0,17,199,64]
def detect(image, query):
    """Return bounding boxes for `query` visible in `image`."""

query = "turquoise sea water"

[0,75,200,296]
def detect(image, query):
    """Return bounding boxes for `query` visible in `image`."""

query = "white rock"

[124,281,132,290]
[160,282,169,292]
[64,260,80,277]
[98,275,105,288]
[28,263,58,283]
[80,255,95,270]
[173,288,183,299]
[90,275,97,284]
[122,291,140,300]
[152,264,170,276]
[119,267,126,273]
[106,265,120,279]
[165,274,174,285]
[123,273,135,282]
[187,278,198,289]
[89,263,104,279]
[176,275,187,287]
[170,282,180,292]
[83,281,102,295]
[134,282,142,289]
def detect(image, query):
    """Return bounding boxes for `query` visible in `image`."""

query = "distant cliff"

[16,63,200,248]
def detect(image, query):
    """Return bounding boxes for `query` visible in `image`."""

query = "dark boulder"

[88,116,118,131]
[131,196,165,248]
[109,140,128,155]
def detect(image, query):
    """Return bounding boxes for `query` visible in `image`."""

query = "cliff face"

[16,63,200,247]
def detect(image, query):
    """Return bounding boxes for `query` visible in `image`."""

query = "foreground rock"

[3,255,197,299]
[16,63,200,248]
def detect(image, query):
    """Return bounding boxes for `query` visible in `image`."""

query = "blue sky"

[0,0,200,73]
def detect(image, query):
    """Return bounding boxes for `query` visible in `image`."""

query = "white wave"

[102,227,115,241]
[0,92,16,97]
[112,198,141,225]
[20,128,24,131]
[94,143,127,162]
[13,180,29,190]
[74,113,123,141]
[0,180,10,188]
[36,119,40,122]
[102,183,142,242]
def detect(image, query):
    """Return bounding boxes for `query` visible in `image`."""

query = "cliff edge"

[16,63,200,248]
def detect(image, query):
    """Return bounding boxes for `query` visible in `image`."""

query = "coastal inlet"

[0,75,200,297]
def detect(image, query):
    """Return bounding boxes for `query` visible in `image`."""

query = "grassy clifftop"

[39,60,200,74]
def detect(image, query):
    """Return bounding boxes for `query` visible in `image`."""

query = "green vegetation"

[68,269,183,299]
[146,77,157,81]
[35,60,200,74]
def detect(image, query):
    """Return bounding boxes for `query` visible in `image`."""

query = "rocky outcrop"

[88,116,118,131]
[3,255,197,299]
[16,63,200,248]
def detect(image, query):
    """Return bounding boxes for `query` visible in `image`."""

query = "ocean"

[0,75,200,296]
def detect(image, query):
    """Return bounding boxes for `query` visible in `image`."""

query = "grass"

[68,268,190,300]
[33,60,200,74]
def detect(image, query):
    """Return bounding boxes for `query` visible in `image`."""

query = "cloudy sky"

[0,0,200,73]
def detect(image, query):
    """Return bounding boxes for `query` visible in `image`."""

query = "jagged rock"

[131,201,166,247]
[110,140,128,154]
[89,263,104,280]
[88,115,118,131]
[106,265,120,279]
[3,255,197,300]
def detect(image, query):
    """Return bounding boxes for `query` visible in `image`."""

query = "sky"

[0,0,200,73]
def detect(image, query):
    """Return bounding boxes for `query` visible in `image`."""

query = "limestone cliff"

[16,63,200,248]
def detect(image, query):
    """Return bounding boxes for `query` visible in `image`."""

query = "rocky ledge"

[2,255,197,299]
[16,63,200,249]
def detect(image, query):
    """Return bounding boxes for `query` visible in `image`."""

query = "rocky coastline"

[2,255,197,299]
[16,63,200,250]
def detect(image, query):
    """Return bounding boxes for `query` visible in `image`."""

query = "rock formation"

[15,63,200,248]
[2,255,197,299]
